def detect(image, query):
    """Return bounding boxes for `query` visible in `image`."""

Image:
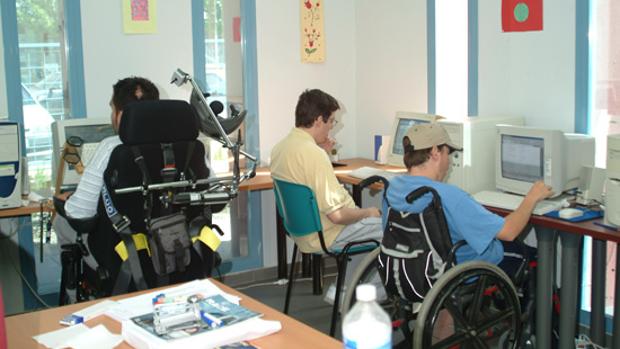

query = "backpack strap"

[181,141,196,181]
[131,146,154,226]
[100,183,148,293]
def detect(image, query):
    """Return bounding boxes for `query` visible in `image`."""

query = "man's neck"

[297,126,319,144]
[409,165,441,181]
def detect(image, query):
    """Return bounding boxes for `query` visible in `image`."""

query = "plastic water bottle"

[342,284,391,349]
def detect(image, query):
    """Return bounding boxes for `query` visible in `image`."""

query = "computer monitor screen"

[391,118,430,156]
[496,125,595,197]
[64,124,115,143]
[386,112,442,167]
[501,135,544,183]
[51,118,113,190]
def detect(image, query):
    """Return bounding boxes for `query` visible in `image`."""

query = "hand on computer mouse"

[526,181,554,202]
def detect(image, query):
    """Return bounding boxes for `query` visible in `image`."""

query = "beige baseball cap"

[404,123,462,152]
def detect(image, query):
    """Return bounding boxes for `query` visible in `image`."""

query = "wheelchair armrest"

[447,240,467,265]
[53,196,67,217]
[53,196,98,234]
[358,175,390,190]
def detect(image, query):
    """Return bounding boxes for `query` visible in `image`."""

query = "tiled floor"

[239,275,341,338]
[238,275,410,347]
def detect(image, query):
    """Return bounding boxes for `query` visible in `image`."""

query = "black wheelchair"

[341,176,536,349]
[56,70,255,303]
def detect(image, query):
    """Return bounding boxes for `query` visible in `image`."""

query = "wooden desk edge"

[0,201,54,218]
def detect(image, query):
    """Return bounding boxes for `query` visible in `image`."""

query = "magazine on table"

[130,294,262,340]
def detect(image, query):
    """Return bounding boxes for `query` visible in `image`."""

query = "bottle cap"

[355,284,376,302]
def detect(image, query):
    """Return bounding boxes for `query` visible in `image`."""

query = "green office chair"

[272,177,379,336]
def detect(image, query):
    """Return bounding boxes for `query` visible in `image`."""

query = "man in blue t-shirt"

[384,123,553,276]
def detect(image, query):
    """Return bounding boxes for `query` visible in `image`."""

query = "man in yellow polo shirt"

[270,89,383,304]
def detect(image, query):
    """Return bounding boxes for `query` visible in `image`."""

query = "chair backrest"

[90,100,216,293]
[272,177,323,237]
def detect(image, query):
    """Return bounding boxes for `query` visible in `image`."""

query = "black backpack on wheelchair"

[58,100,225,302]
[379,185,460,303]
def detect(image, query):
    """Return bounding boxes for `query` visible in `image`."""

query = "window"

[582,0,619,322]
[16,0,71,196]
[435,0,468,120]
[199,0,251,264]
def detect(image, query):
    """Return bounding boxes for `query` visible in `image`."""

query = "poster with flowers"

[300,0,325,63]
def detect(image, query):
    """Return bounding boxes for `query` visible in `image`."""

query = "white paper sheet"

[33,324,90,348]
[61,324,123,349]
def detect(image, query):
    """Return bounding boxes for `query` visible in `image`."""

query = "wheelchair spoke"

[471,336,491,349]
[442,297,469,330]
[429,331,470,349]
[468,274,488,323]
[473,308,516,335]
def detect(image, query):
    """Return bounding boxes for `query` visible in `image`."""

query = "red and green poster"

[502,0,543,32]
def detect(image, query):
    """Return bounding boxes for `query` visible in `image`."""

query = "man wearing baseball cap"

[383,123,553,276]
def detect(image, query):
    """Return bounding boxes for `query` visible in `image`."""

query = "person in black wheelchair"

[53,75,248,304]
[343,123,553,348]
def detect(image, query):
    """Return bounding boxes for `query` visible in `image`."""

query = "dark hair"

[111,76,159,111]
[295,89,339,127]
[402,136,451,168]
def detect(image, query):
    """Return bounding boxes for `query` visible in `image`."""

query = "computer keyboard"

[473,190,565,215]
[348,166,399,181]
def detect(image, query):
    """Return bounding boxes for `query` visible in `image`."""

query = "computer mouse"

[558,208,584,219]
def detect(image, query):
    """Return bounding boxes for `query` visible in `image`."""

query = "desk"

[488,207,620,349]
[239,158,405,279]
[6,279,341,349]
[0,201,53,218]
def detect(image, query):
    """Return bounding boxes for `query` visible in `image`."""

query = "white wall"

[355,0,428,159]
[478,0,576,132]
[255,0,358,162]
[80,1,194,118]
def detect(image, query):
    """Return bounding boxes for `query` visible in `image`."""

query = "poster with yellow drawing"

[300,0,325,63]
[123,0,157,34]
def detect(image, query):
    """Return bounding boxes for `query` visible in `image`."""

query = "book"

[130,294,261,340]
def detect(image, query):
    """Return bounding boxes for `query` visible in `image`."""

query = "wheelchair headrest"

[119,100,199,145]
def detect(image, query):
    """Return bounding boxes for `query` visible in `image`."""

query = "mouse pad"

[544,207,604,222]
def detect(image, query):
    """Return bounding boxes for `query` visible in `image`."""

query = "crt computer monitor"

[51,118,115,189]
[386,112,443,167]
[495,125,595,198]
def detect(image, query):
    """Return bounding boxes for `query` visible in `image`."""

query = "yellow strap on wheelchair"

[192,226,221,251]
[115,233,150,261]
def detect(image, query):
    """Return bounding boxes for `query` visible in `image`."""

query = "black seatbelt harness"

[160,143,177,183]
[101,184,148,293]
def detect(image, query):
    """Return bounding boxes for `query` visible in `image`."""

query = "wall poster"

[123,0,157,34]
[300,0,325,63]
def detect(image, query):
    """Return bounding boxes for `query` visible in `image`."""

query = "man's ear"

[311,115,323,128]
[429,145,441,159]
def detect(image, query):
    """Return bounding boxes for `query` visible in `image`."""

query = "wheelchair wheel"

[413,261,521,349]
[342,248,414,346]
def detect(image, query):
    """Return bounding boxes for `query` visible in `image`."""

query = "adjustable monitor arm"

[170,68,257,197]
